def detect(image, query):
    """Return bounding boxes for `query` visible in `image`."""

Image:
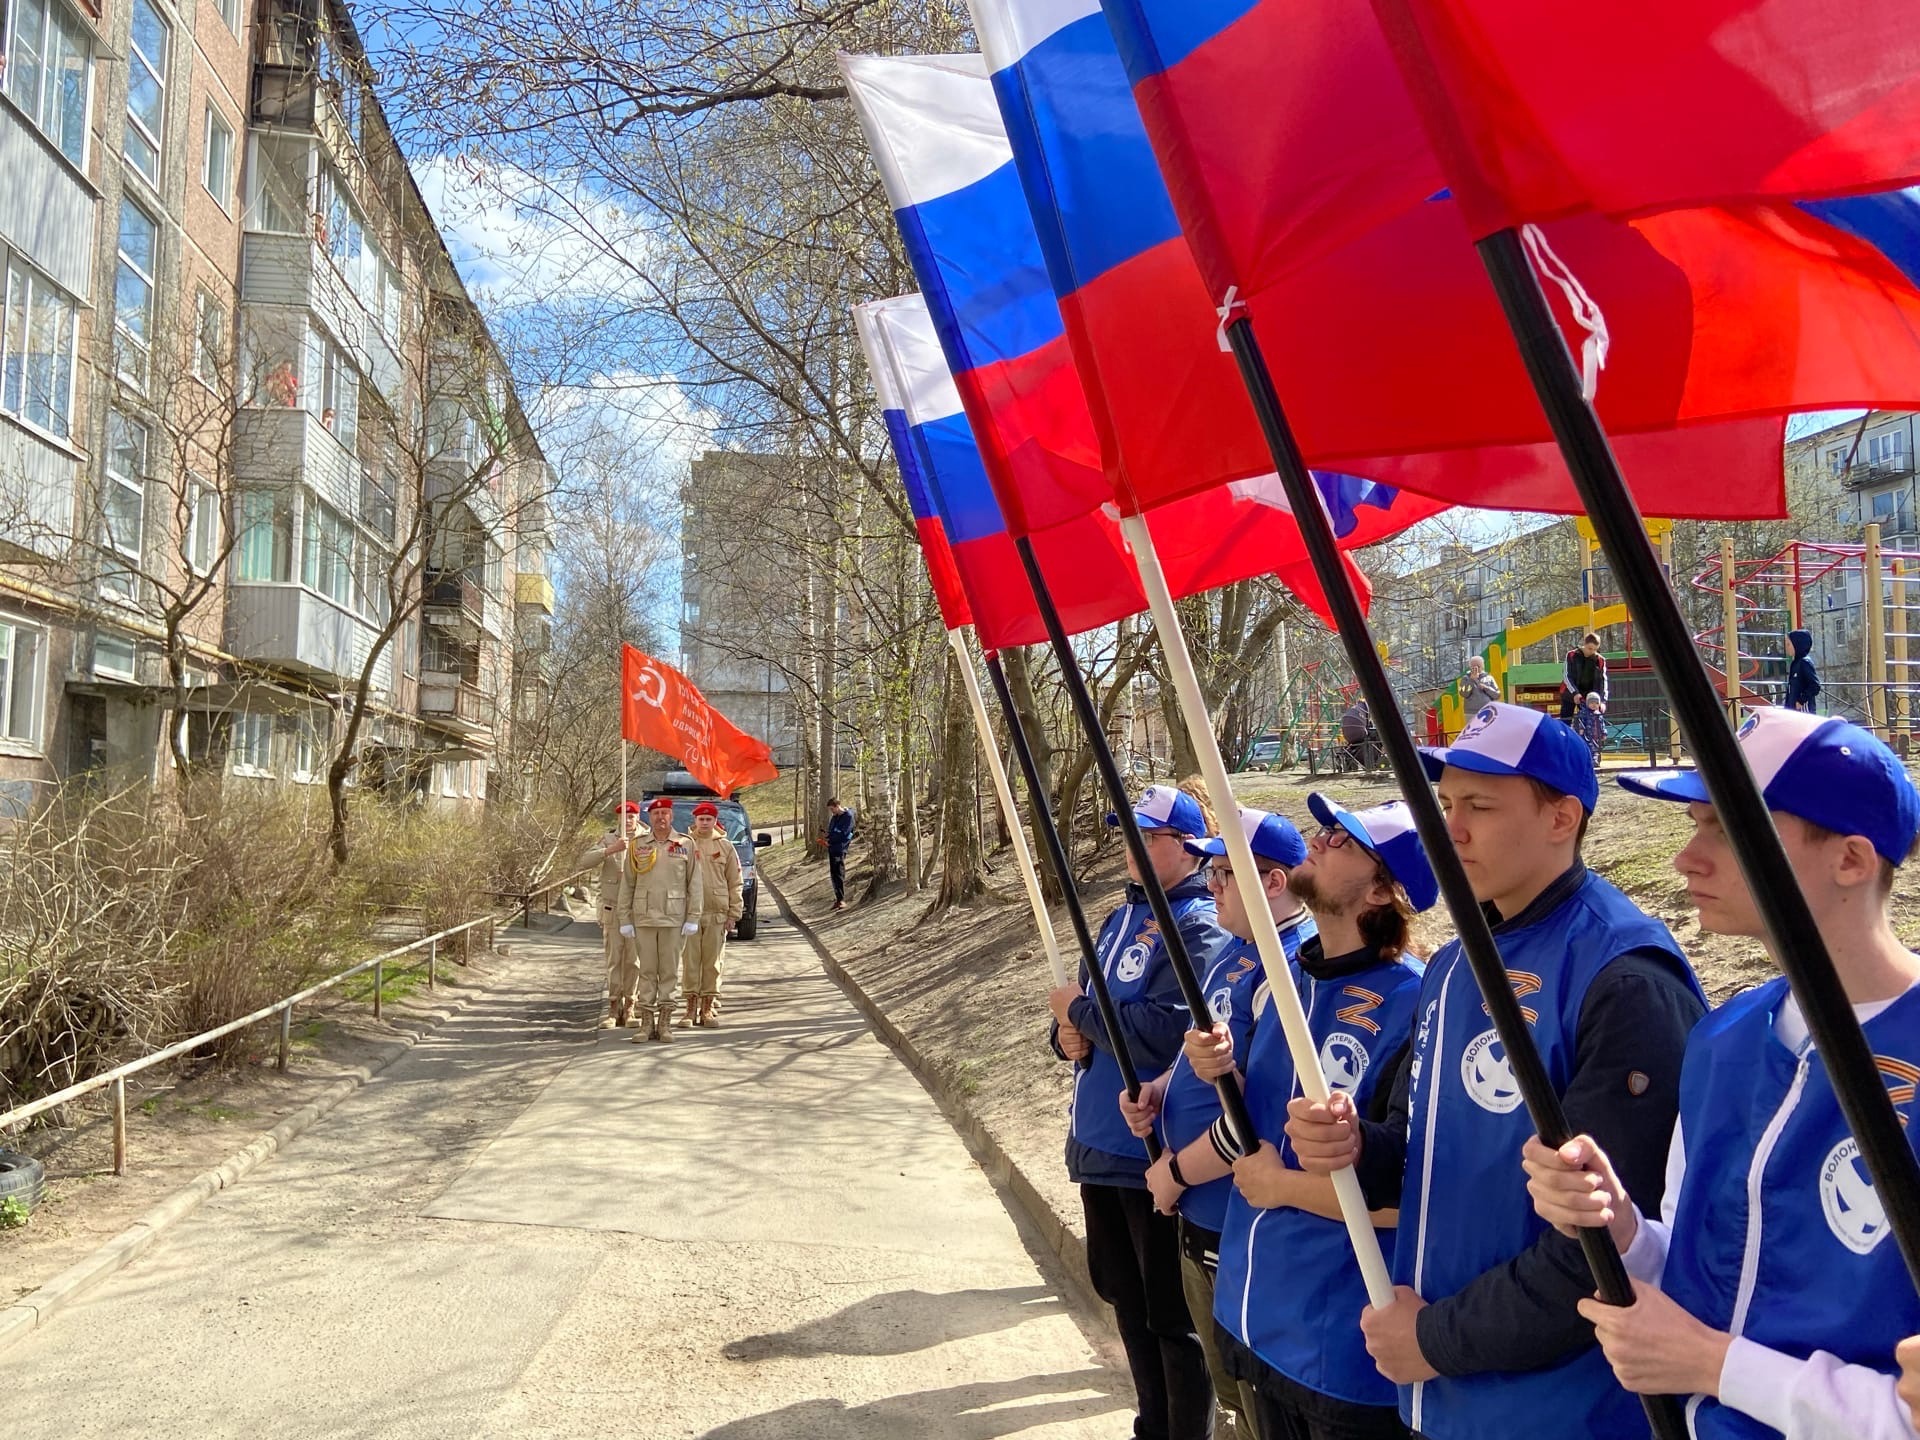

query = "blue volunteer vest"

[1397,872,1698,1440]
[1159,912,1317,1232]
[1071,877,1221,1162]
[1661,977,1920,1440]
[1214,946,1424,1407]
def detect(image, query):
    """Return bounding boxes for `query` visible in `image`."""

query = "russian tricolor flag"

[1097,0,1920,520]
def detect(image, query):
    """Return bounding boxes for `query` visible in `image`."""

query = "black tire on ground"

[0,1149,47,1210]
[735,899,758,941]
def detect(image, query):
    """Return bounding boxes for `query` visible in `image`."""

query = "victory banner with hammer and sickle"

[620,644,780,797]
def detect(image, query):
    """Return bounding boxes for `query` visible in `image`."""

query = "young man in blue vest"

[1183,797,1440,1440]
[1287,702,1707,1439]
[1524,707,1920,1439]
[1115,806,1319,1434]
[1052,783,1233,1440]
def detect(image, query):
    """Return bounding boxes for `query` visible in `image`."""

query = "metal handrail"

[0,866,593,1171]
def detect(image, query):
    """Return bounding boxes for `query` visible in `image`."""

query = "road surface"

[0,906,1124,1438]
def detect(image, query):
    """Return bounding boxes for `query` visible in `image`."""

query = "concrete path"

[0,908,1125,1438]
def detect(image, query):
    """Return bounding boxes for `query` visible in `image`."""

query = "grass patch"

[340,962,429,1009]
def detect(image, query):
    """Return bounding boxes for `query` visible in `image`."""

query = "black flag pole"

[1013,539,1260,1153]
[983,651,1161,1161]
[1476,225,1920,1286]
[1220,313,1688,1440]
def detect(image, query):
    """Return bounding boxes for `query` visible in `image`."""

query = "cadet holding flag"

[682,801,742,1030]
[618,796,702,1044]
[1524,709,1920,1439]
[580,800,644,1028]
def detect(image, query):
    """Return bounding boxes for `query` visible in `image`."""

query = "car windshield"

[662,801,749,845]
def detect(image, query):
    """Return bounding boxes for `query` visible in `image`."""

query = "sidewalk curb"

[763,871,1098,1314]
[0,959,504,1360]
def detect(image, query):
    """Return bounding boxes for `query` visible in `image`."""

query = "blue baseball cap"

[1617,707,1920,866]
[1185,807,1309,868]
[1419,701,1600,813]
[1106,784,1208,838]
[1306,793,1441,912]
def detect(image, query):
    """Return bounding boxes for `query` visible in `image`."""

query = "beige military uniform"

[577,830,638,1012]
[681,832,744,1006]
[616,829,703,1011]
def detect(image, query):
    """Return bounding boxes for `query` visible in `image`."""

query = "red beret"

[646,796,674,812]
[615,800,641,814]
[692,801,719,818]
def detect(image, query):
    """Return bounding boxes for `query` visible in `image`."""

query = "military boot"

[700,996,719,1029]
[656,1003,674,1042]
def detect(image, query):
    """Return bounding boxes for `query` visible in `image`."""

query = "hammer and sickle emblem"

[631,664,667,709]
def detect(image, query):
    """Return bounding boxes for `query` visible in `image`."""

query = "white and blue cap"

[1107,783,1208,838]
[1184,807,1309,868]
[1617,707,1920,866]
[1306,793,1441,912]
[1419,701,1600,813]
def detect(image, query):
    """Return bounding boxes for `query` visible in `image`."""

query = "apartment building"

[0,0,555,813]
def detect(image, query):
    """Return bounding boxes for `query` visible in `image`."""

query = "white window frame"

[214,0,239,39]
[101,410,148,602]
[230,710,272,776]
[1870,431,1908,465]
[1,255,79,440]
[114,199,159,390]
[233,487,292,582]
[122,0,169,187]
[290,712,320,783]
[185,474,218,574]
[201,101,234,211]
[193,287,226,388]
[0,612,47,750]
[92,631,136,681]
[3,0,94,168]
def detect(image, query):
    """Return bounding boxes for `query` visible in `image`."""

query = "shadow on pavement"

[696,1369,1127,1439]
[721,1285,1066,1360]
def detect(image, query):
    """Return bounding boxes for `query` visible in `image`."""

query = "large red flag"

[1373,0,1920,237]
[620,645,779,797]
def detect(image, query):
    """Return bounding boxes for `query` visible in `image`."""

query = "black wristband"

[1166,1152,1189,1189]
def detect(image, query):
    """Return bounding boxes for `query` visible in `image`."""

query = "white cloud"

[538,370,723,481]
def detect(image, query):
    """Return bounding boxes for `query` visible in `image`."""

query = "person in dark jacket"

[1785,628,1822,712]
[1559,632,1609,722]
[1286,703,1705,1440]
[1341,701,1382,773]
[825,798,855,911]
[1051,782,1233,1440]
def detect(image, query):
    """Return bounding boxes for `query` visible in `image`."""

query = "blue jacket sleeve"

[1066,912,1223,1077]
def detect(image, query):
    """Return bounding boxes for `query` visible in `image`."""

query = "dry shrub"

[0,779,569,1111]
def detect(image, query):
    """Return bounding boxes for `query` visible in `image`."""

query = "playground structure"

[1688,526,1920,746]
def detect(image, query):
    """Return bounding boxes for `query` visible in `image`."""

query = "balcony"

[233,406,356,515]
[424,568,484,621]
[240,235,402,399]
[0,108,95,301]
[227,584,392,695]
[419,672,495,737]
[1845,454,1915,488]
[514,572,555,614]
[0,419,78,563]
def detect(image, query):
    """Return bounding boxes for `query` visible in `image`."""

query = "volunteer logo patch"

[1820,1136,1890,1255]
[1116,940,1152,984]
[1321,1032,1370,1092]
[1208,986,1233,1023]
[1460,1028,1525,1114]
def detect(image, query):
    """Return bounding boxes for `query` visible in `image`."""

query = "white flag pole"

[1120,512,1394,1308]
[949,627,1067,987]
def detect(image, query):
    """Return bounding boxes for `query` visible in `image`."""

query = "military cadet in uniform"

[618,795,703,1043]
[579,800,643,1027]
[681,801,743,1029]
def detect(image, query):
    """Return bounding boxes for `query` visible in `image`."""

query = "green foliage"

[0,1195,28,1229]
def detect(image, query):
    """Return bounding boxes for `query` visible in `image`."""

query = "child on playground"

[1523,706,1920,1438]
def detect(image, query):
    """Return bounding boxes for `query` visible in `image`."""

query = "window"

[4,0,90,165]
[122,0,168,185]
[1829,449,1851,477]
[307,323,357,448]
[93,632,136,681]
[356,540,391,623]
[114,200,158,388]
[102,411,147,599]
[230,710,271,774]
[1,257,77,437]
[233,488,292,581]
[214,0,238,38]
[0,616,45,746]
[359,464,395,540]
[185,476,217,573]
[202,103,233,209]
[302,498,352,605]
[290,712,320,781]
[244,132,311,234]
[194,289,225,387]
[1870,431,1909,467]
[483,539,503,597]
